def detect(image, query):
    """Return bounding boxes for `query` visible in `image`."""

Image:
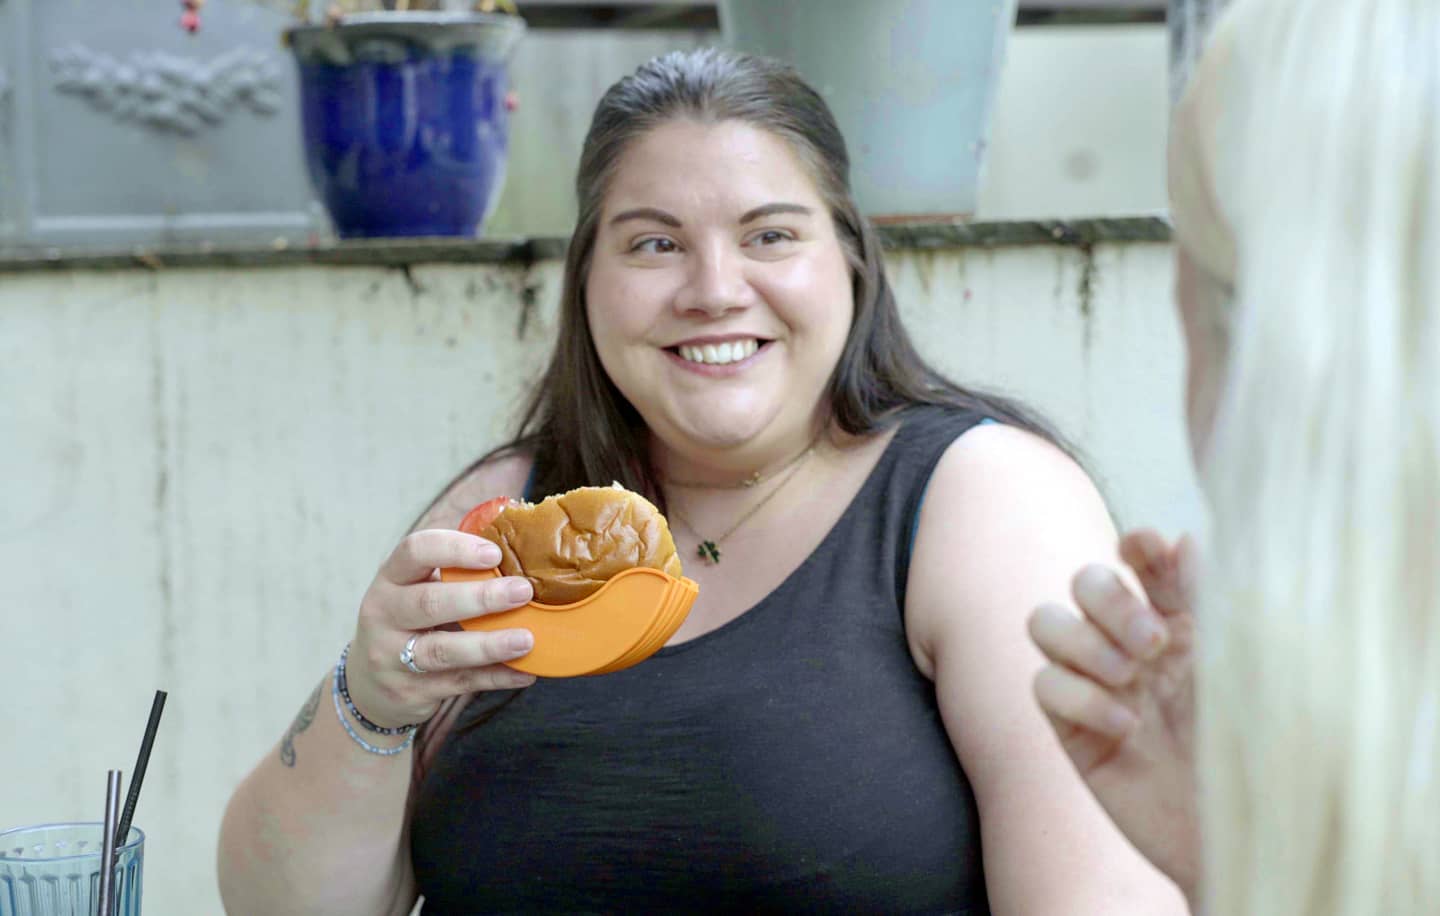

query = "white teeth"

[677,339,759,366]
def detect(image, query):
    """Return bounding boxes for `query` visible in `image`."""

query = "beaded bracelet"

[331,661,415,757]
[337,643,418,736]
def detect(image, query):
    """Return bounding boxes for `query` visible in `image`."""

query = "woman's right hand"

[342,529,539,729]
[1027,529,1201,903]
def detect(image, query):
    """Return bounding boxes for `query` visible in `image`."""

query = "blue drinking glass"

[0,822,144,916]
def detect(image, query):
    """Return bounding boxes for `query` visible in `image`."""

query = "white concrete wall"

[0,239,1201,914]
[978,25,1170,220]
[486,28,717,238]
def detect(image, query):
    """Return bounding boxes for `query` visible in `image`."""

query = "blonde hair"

[1172,0,1440,913]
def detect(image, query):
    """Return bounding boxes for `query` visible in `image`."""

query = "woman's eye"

[632,237,678,254]
[748,229,794,247]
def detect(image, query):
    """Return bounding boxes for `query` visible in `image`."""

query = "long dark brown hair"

[447,47,1063,510]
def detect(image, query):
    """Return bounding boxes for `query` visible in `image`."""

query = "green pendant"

[697,540,722,564]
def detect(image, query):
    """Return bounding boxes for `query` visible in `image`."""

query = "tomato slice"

[458,496,512,535]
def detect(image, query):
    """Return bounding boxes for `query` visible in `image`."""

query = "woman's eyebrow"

[608,207,682,228]
[739,202,813,224]
[607,202,812,228]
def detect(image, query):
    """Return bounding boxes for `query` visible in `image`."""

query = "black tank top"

[411,406,992,914]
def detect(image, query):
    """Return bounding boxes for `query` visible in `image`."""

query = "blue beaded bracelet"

[331,661,415,757]
[336,643,418,736]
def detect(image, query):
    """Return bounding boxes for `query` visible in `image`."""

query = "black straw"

[98,769,122,916]
[113,690,167,850]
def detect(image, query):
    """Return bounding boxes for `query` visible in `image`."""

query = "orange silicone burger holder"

[440,564,700,678]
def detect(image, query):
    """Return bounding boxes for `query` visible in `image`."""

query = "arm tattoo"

[280,680,324,768]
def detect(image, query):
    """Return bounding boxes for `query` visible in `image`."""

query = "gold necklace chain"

[661,436,819,490]
[666,443,817,565]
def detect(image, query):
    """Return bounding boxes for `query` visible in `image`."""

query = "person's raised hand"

[342,529,538,730]
[1027,529,1201,901]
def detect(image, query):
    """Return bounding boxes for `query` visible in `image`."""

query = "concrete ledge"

[875,216,1171,250]
[0,216,1171,274]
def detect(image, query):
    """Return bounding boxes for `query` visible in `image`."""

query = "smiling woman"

[587,120,852,460]
[217,48,1189,914]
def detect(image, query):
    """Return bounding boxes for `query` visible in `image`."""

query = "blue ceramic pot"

[285,13,525,239]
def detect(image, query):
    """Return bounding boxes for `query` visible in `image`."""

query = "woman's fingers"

[382,528,502,586]
[391,574,534,630]
[1028,602,1137,688]
[407,630,538,692]
[1119,528,1196,619]
[1174,533,1200,610]
[1071,563,1170,660]
[372,529,534,629]
[406,628,534,674]
[1034,663,1138,738]
[430,663,537,693]
[346,628,537,726]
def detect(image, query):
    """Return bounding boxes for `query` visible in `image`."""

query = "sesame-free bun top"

[478,484,684,605]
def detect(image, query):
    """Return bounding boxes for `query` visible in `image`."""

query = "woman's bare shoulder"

[414,450,535,532]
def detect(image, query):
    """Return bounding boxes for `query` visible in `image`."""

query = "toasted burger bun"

[478,484,683,605]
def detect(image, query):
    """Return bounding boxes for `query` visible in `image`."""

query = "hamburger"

[460,484,684,605]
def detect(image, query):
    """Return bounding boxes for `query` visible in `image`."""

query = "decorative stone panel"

[0,0,324,251]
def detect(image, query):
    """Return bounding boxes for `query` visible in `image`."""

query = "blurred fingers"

[1120,528,1195,619]
[1072,563,1169,660]
[1034,663,1139,738]
[1174,533,1200,609]
[1119,527,1170,573]
[1028,602,1137,688]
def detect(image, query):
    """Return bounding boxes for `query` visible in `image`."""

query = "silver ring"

[399,634,427,674]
